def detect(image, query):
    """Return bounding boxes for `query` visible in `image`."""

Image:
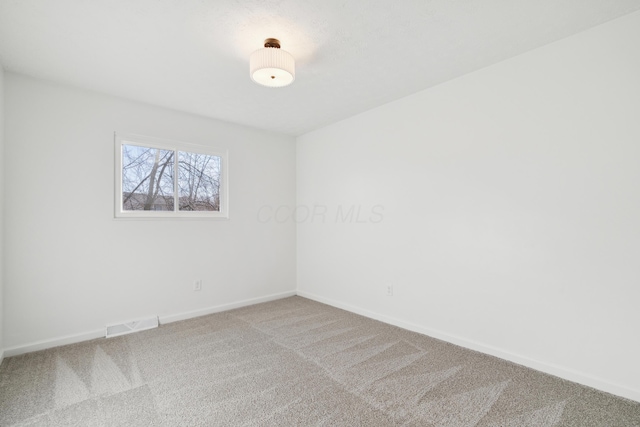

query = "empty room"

[0,1,639,426]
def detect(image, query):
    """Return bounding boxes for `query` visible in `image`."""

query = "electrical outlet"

[386,285,394,297]
[194,280,202,291]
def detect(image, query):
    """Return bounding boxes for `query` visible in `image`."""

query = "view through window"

[115,134,227,218]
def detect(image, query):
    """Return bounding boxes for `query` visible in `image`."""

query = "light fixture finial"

[263,38,281,48]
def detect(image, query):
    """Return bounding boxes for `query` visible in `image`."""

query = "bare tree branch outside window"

[122,144,174,211]
[121,144,221,213]
[178,151,221,211]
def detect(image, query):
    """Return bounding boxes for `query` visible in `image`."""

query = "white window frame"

[114,133,229,219]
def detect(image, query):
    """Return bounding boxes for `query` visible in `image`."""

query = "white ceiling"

[1,1,639,136]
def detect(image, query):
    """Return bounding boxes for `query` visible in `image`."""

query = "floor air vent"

[105,315,159,338]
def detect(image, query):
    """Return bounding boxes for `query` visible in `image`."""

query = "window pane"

[177,151,221,211]
[122,144,174,211]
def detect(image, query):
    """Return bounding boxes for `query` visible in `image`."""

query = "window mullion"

[173,149,179,213]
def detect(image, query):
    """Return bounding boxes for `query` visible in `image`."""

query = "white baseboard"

[3,329,105,358]
[3,290,297,358]
[296,290,640,404]
[160,290,297,324]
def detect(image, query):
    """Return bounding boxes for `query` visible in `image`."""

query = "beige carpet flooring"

[1,296,639,426]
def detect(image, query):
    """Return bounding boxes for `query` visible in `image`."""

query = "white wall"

[0,64,5,363]
[3,73,296,352]
[297,11,640,401]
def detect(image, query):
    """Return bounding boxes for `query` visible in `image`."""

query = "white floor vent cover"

[105,315,159,338]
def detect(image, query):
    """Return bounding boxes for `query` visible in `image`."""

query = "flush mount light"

[250,38,295,87]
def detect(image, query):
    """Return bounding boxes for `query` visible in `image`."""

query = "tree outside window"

[115,134,228,219]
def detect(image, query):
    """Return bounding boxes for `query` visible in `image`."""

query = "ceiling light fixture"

[250,38,295,87]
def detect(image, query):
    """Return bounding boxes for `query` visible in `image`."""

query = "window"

[115,133,228,219]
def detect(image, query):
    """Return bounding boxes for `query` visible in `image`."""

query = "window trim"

[114,133,229,219]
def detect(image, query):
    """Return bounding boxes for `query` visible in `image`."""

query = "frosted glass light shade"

[250,47,295,87]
